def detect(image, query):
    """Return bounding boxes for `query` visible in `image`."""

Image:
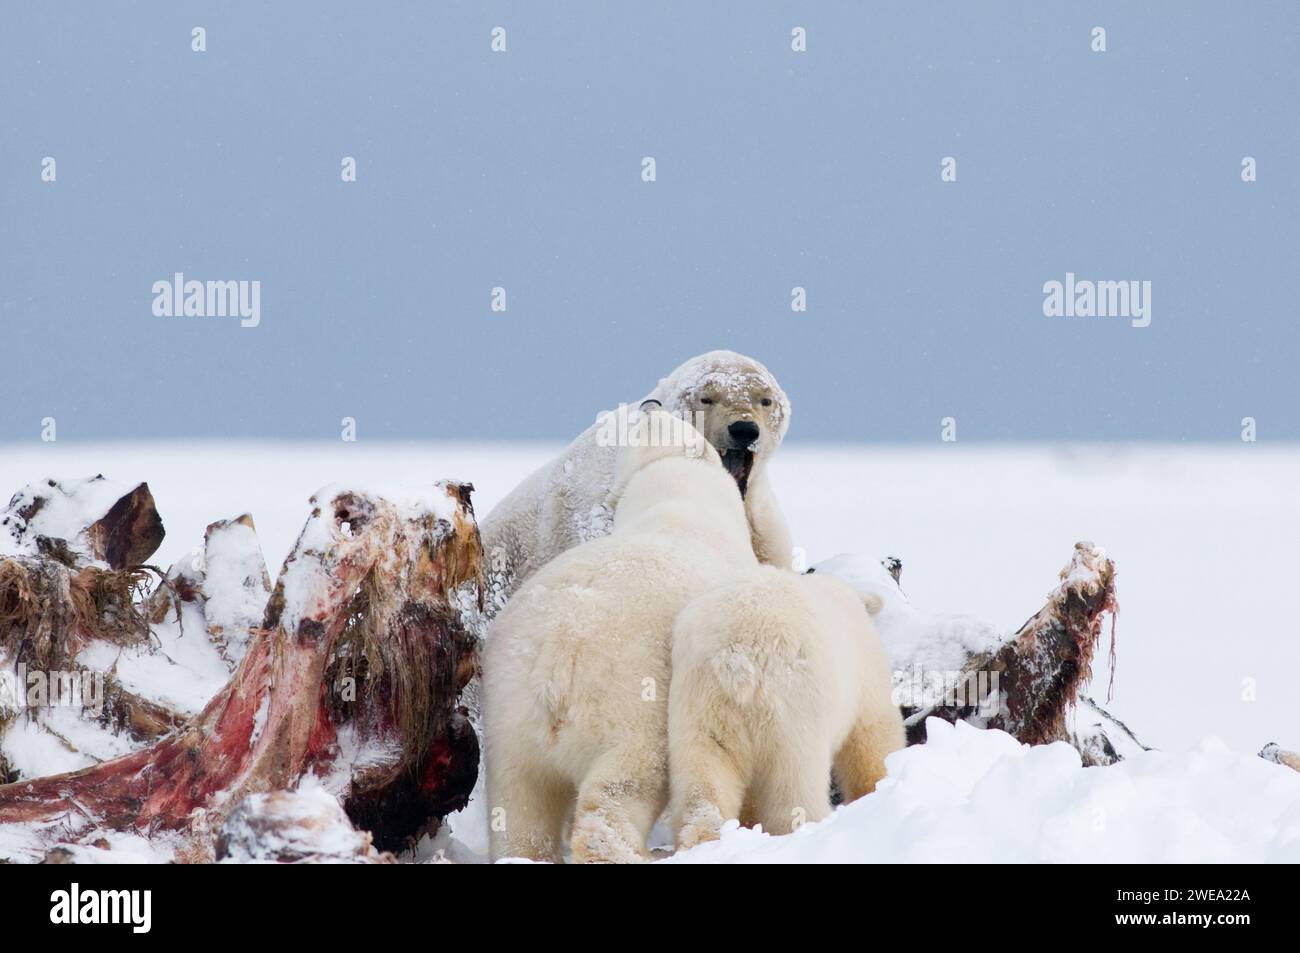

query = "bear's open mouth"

[721,449,754,498]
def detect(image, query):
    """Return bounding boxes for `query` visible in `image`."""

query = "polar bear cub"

[668,567,905,849]
[482,409,759,863]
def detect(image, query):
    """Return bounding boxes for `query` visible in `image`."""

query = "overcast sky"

[2,2,1297,443]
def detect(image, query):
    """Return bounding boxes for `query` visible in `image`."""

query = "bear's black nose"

[728,420,760,446]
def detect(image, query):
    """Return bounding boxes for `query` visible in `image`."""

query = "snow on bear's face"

[648,351,789,499]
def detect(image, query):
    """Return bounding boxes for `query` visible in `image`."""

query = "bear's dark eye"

[700,397,713,405]
[760,398,772,407]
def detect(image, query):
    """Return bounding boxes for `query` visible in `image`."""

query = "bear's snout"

[727,420,760,447]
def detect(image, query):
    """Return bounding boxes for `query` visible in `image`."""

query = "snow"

[0,714,97,778]
[42,831,176,864]
[812,552,1003,685]
[0,818,180,865]
[199,516,269,662]
[662,719,1300,864]
[77,598,231,716]
[31,704,137,763]
[439,771,490,864]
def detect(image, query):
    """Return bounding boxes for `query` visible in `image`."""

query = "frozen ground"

[2,439,1298,863]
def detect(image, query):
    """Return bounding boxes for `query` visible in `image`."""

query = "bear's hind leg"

[570,747,667,864]
[669,731,748,851]
[833,710,905,803]
[748,748,833,837]
[488,759,573,863]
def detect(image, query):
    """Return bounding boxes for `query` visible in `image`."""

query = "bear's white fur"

[668,567,905,849]
[478,351,793,617]
[482,411,758,863]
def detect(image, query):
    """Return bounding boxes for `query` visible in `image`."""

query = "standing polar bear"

[482,410,759,863]
[479,351,792,616]
[669,567,905,850]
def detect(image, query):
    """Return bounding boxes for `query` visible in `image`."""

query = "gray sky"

[3,2,1297,443]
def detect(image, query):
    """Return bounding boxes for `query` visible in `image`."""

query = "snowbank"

[661,719,1300,863]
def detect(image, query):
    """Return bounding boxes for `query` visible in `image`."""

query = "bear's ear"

[860,592,884,616]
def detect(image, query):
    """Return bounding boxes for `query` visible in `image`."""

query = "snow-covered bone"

[916,541,1119,749]
[819,542,1124,761]
[0,482,484,855]
[215,782,393,863]
[0,475,163,708]
[145,513,270,669]
[199,514,270,666]
[0,478,181,775]
[1,476,164,570]
[2,512,271,771]
[1070,696,1149,765]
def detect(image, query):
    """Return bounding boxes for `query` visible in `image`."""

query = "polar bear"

[668,567,905,850]
[478,351,792,617]
[482,410,759,863]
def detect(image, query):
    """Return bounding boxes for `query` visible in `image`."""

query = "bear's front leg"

[744,475,795,570]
